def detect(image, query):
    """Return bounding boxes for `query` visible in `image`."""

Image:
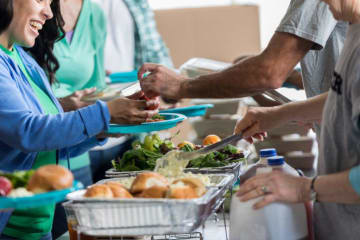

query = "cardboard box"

[254,137,314,154]
[285,152,315,170]
[268,123,310,137]
[154,5,261,68]
[191,117,239,139]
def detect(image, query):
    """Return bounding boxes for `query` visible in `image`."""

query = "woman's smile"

[29,19,44,37]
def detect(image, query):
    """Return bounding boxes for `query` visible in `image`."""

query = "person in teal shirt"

[0,0,158,239]
[52,0,106,189]
[50,0,110,238]
[52,0,107,98]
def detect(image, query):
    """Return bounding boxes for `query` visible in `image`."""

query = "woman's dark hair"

[0,0,64,85]
[0,0,12,32]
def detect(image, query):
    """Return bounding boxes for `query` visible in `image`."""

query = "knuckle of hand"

[249,182,257,190]
[271,174,282,184]
[128,109,136,117]
[155,72,161,79]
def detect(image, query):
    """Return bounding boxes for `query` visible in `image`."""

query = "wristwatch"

[310,176,318,201]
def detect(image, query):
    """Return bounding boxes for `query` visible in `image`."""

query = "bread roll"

[137,186,168,198]
[27,165,73,193]
[172,177,206,197]
[167,184,198,199]
[84,184,113,199]
[130,172,169,194]
[105,181,133,198]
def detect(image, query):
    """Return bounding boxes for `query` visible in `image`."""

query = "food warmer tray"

[105,151,249,185]
[105,161,243,186]
[63,174,233,236]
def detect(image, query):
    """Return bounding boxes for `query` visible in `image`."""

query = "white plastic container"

[230,156,309,240]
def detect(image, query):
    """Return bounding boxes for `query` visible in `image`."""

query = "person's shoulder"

[0,49,9,65]
[14,46,41,69]
[0,50,16,80]
[0,47,19,72]
[89,0,106,25]
[0,52,11,73]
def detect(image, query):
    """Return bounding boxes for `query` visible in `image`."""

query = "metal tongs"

[263,89,292,104]
[157,133,243,169]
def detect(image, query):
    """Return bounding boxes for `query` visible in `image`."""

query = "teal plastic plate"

[160,104,214,117]
[108,113,186,134]
[109,70,138,83]
[0,181,83,210]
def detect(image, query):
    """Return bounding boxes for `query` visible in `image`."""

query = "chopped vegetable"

[112,134,245,172]
[179,144,194,152]
[152,114,166,120]
[0,170,35,188]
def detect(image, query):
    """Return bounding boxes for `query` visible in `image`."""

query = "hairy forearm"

[314,170,360,203]
[180,55,279,98]
[179,32,313,99]
[276,92,328,123]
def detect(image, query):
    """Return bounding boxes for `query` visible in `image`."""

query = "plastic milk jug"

[238,148,277,185]
[230,156,308,240]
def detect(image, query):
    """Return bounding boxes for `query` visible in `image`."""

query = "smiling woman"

[0,0,64,85]
[0,0,158,239]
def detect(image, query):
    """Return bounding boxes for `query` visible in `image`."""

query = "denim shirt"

[0,46,110,232]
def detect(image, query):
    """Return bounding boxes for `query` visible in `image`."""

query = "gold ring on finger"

[261,185,270,194]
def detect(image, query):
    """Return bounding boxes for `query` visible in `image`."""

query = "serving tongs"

[263,89,292,104]
[156,133,243,169]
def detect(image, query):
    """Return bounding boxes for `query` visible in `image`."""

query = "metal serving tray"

[105,160,244,186]
[63,174,233,236]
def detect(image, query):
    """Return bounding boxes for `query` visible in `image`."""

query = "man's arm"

[179,32,314,98]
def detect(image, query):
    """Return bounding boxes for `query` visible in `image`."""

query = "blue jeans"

[0,232,52,240]
[52,165,93,239]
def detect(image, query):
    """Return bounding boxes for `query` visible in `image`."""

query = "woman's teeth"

[30,21,42,31]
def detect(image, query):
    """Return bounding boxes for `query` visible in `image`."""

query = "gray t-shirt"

[314,23,360,240]
[276,0,348,135]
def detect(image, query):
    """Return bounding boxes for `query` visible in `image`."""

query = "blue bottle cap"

[260,148,277,158]
[267,156,285,166]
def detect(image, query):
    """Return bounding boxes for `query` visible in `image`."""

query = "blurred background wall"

[148,0,290,49]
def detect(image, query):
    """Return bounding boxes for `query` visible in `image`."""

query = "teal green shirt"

[52,0,107,170]
[0,45,58,239]
[52,0,107,98]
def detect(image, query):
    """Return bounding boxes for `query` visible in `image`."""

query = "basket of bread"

[0,165,82,210]
[64,170,233,236]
